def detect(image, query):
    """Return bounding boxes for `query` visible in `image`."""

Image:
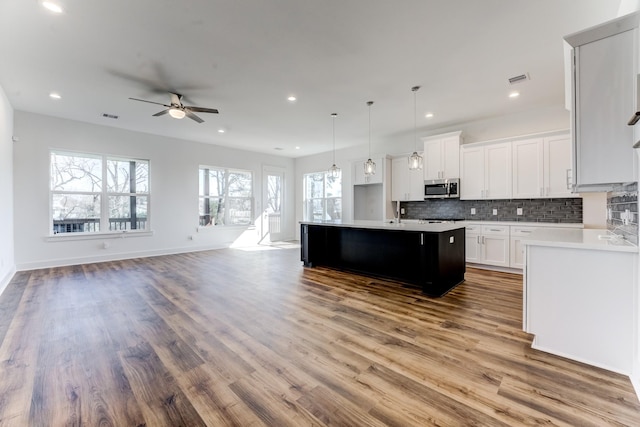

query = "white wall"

[13,111,296,270]
[0,85,15,292]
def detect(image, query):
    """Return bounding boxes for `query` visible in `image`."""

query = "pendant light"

[408,86,423,170]
[364,101,376,176]
[328,113,340,178]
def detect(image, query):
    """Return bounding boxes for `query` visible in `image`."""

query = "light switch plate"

[517,208,523,215]
[492,209,498,215]
[449,236,454,243]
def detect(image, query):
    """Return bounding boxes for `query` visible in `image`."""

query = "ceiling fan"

[129,92,219,123]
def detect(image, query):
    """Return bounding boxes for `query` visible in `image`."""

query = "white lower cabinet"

[465,224,509,267]
[467,223,583,270]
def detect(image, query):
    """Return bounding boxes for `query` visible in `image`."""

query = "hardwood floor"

[0,246,639,426]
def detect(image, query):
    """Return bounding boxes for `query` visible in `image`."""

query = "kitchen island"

[300,220,465,297]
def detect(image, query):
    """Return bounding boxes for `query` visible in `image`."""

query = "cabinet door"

[442,135,461,179]
[485,143,512,199]
[465,234,481,263]
[544,135,573,197]
[408,167,425,201]
[460,147,485,199]
[510,237,525,268]
[353,162,366,185]
[574,29,636,188]
[391,157,407,201]
[512,138,544,198]
[482,235,509,267]
[423,140,443,180]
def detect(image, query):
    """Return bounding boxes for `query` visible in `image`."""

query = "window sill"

[197,224,255,233]
[46,230,154,242]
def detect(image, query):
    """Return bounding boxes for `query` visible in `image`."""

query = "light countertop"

[300,220,464,233]
[460,220,583,228]
[522,228,638,253]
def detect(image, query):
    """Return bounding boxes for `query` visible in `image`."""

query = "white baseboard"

[0,266,17,297]
[15,243,230,271]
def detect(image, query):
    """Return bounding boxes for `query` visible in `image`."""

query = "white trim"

[0,266,17,297]
[16,243,232,271]
[46,230,154,242]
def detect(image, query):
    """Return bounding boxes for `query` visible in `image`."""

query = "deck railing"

[52,218,147,234]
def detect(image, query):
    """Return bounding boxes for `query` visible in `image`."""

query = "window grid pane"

[199,166,253,226]
[303,171,342,222]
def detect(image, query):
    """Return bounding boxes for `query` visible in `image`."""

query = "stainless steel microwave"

[424,178,459,199]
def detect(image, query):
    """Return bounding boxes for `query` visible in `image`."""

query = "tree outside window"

[303,171,342,222]
[50,151,149,233]
[199,167,253,226]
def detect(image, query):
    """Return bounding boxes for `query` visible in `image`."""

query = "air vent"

[508,73,530,85]
[102,113,119,119]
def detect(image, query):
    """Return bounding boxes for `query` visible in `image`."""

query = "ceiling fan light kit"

[129,92,218,123]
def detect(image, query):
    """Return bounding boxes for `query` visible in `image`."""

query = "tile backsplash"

[607,182,638,244]
[401,197,583,223]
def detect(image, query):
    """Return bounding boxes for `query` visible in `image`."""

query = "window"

[199,167,253,226]
[50,151,149,234]
[303,171,341,221]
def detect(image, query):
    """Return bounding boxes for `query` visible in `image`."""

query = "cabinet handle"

[489,228,501,232]
[477,236,480,244]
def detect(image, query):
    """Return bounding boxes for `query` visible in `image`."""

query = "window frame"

[198,165,254,227]
[49,149,151,237]
[303,170,342,222]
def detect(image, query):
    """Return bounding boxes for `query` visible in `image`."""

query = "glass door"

[262,166,285,243]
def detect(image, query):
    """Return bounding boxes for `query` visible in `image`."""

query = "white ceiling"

[0,0,623,157]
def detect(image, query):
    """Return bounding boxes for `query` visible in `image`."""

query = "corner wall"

[13,111,296,270]
[0,85,15,292]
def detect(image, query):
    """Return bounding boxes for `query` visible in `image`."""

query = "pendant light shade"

[408,86,423,170]
[364,101,376,176]
[328,113,340,178]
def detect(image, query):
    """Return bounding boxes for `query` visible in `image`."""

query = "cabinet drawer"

[511,226,538,237]
[465,224,481,234]
[481,225,509,235]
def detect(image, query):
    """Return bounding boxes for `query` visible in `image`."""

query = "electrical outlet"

[470,208,476,215]
[492,209,498,216]
[400,208,405,215]
[449,236,454,244]
[517,207,523,216]
[102,241,110,249]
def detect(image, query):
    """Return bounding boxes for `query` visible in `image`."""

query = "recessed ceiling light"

[42,1,63,13]
[218,129,225,133]
[49,92,61,99]
[287,96,297,102]
[425,113,434,118]
[509,91,520,98]
[295,146,300,150]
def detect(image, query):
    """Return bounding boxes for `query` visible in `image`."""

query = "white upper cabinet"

[565,12,638,191]
[512,138,544,198]
[353,157,384,185]
[512,134,575,199]
[422,131,462,181]
[544,134,574,198]
[461,142,511,200]
[391,156,424,201]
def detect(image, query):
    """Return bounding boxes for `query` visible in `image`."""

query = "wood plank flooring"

[0,246,639,426]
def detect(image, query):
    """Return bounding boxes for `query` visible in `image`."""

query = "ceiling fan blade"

[153,109,170,117]
[129,97,170,107]
[185,106,219,114]
[185,110,204,123]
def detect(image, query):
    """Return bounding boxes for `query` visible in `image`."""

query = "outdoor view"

[199,167,253,226]
[303,171,341,221]
[50,152,149,233]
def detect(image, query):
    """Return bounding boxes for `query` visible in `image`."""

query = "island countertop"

[299,219,465,233]
[522,228,638,253]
